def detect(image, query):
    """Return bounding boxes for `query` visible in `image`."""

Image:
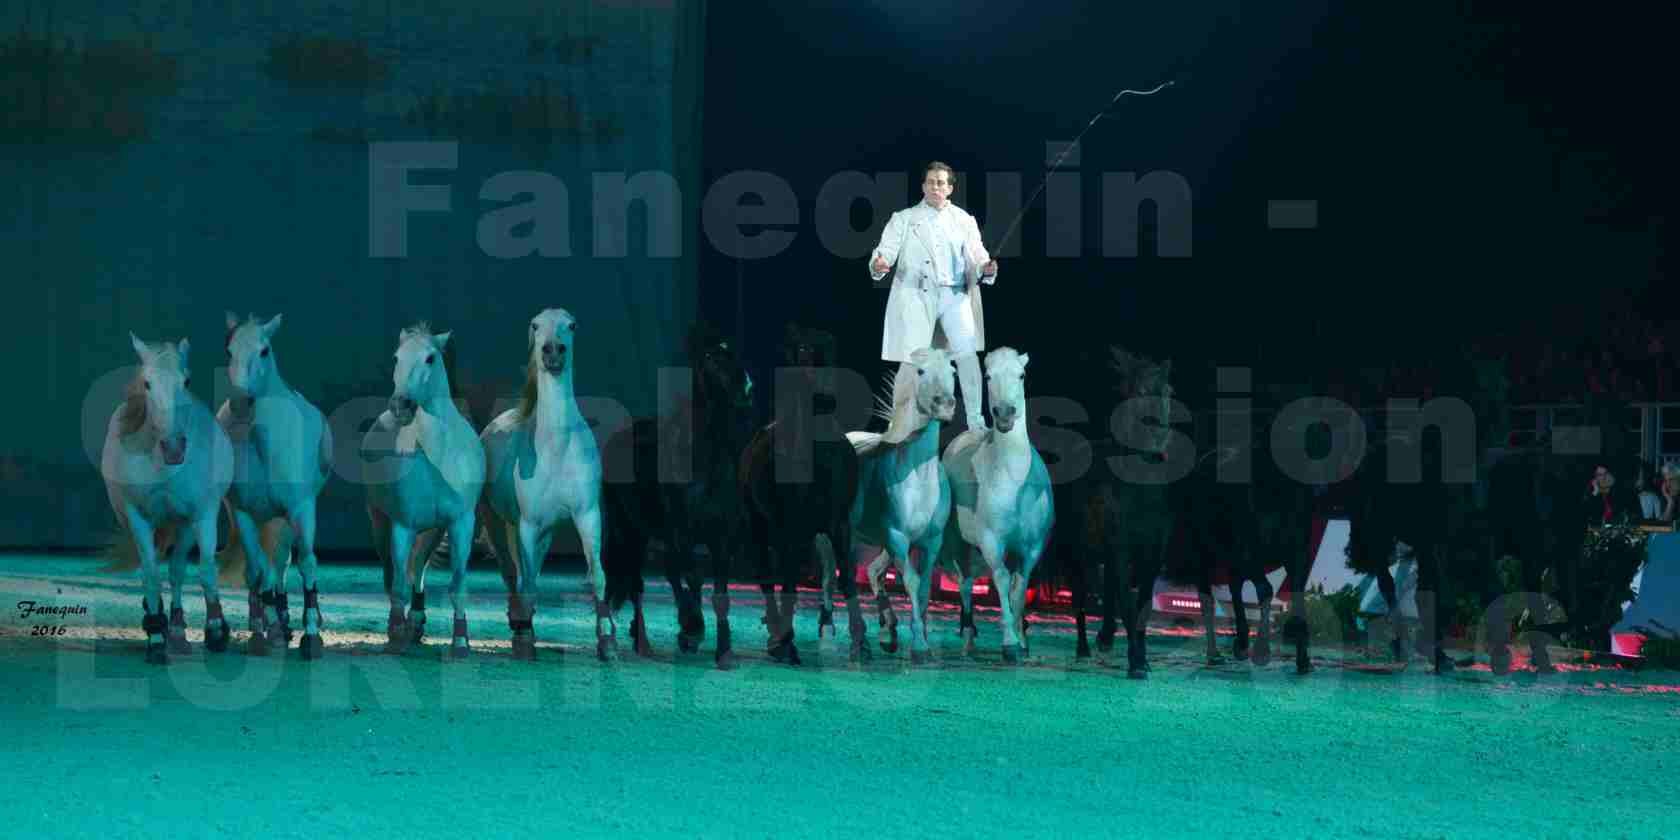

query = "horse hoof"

[1296,661,1313,675]
[850,639,871,664]
[410,620,428,647]
[167,634,191,656]
[1232,644,1250,662]
[715,649,737,671]
[301,633,324,660]
[267,625,290,652]
[1002,644,1021,665]
[450,641,471,661]
[880,629,899,654]
[818,609,835,639]
[597,636,618,663]
[384,639,409,656]
[511,633,536,661]
[677,633,700,654]
[1076,640,1091,660]
[1252,639,1272,667]
[204,622,230,654]
[1490,646,1512,676]
[1127,667,1148,680]
[1205,653,1224,667]
[145,643,168,666]
[246,633,271,657]
[910,649,931,666]
[769,635,798,664]
[1096,637,1115,655]
[1434,653,1457,675]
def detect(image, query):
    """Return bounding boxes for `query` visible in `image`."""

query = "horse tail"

[98,518,141,573]
[215,499,248,585]
[846,430,884,456]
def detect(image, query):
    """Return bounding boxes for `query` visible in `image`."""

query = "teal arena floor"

[3,552,1676,838]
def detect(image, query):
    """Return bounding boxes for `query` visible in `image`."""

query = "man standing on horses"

[869,161,999,432]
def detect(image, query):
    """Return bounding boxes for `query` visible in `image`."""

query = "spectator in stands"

[1658,463,1680,524]
[1637,460,1664,520]
[1583,461,1639,527]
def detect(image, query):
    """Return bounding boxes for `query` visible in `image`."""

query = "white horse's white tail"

[847,430,885,456]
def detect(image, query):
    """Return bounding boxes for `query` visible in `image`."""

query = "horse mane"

[117,374,147,436]
[401,321,434,342]
[783,323,838,366]
[515,358,540,420]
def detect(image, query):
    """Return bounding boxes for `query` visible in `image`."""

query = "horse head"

[984,347,1029,433]
[389,322,452,427]
[688,323,752,412]
[782,323,838,369]
[224,312,283,398]
[908,346,957,423]
[528,307,577,375]
[1109,346,1174,456]
[128,332,194,466]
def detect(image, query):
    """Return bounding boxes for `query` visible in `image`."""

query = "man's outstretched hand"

[982,260,998,276]
[872,253,891,275]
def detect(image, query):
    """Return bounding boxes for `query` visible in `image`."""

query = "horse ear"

[1019,352,1030,369]
[177,337,191,361]
[262,314,283,338]
[433,331,452,350]
[225,311,240,331]
[130,332,150,360]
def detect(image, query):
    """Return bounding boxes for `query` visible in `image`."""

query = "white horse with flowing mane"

[478,308,616,661]
[846,346,956,664]
[936,348,1054,664]
[362,323,485,658]
[102,333,234,664]
[215,313,334,658]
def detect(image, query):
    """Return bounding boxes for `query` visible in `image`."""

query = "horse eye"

[260,347,270,357]
[144,380,152,390]
[184,378,192,387]
[426,354,435,364]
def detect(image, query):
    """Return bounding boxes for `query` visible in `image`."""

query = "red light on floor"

[1612,633,1647,658]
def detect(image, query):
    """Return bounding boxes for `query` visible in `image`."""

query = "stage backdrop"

[1,0,705,549]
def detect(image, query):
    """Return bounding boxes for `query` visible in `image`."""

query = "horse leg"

[1097,545,1120,657]
[406,529,445,647]
[708,537,736,671]
[191,513,229,653]
[896,541,934,666]
[264,520,295,650]
[122,509,169,665]
[1250,568,1275,667]
[234,508,273,656]
[1072,542,1092,660]
[750,513,780,649]
[445,513,475,660]
[285,501,326,660]
[668,533,703,654]
[979,537,1020,663]
[766,537,802,666]
[814,533,837,639]
[838,531,871,664]
[1197,575,1222,666]
[1520,544,1555,673]
[959,545,979,658]
[164,526,192,656]
[1018,542,1046,658]
[384,522,415,655]
[1375,565,1404,662]
[575,505,616,663]
[864,546,897,653]
[1111,549,1143,679]
[1418,545,1454,674]
[518,521,552,661]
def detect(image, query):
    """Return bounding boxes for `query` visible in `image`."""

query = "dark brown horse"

[738,324,869,664]
[603,322,756,669]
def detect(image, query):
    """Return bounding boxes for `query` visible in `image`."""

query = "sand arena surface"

[2,553,1676,838]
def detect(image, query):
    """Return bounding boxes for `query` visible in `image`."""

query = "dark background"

[698,0,1672,407]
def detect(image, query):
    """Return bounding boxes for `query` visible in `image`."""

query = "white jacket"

[868,200,997,362]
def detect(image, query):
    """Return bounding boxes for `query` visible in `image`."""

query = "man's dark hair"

[924,161,955,185]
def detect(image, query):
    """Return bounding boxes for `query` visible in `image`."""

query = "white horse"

[478,308,615,661]
[363,324,485,658]
[102,334,234,664]
[936,348,1054,664]
[215,313,334,658]
[846,347,956,664]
